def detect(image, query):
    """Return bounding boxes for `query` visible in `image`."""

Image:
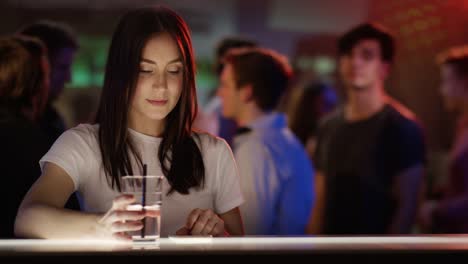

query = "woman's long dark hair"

[95,6,204,194]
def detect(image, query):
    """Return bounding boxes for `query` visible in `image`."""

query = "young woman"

[15,6,244,239]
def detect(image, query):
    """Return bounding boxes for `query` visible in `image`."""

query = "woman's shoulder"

[57,123,99,148]
[69,123,99,134]
[64,123,98,138]
[192,131,231,155]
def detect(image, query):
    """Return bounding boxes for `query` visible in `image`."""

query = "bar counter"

[1,235,468,263]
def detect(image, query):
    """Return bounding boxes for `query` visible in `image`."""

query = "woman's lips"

[146,99,168,106]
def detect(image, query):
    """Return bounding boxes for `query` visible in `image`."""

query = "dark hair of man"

[224,48,292,111]
[95,6,204,194]
[338,22,395,63]
[18,20,78,60]
[214,36,257,76]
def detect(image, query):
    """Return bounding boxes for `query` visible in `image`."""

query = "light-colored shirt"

[40,124,244,237]
[233,112,315,235]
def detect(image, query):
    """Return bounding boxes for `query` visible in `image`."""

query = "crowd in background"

[1,4,468,238]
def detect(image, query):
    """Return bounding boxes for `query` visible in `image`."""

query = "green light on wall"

[71,61,91,87]
[69,35,110,89]
[195,58,217,106]
[296,55,336,76]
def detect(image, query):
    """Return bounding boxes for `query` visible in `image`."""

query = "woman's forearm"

[15,204,101,239]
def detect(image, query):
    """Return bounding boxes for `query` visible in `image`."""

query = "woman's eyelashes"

[166,63,183,75]
[139,65,183,75]
[139,68,153,74]
[139,64,153,74]
[167,65,183,75]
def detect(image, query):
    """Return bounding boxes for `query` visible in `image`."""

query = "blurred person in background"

[308,23,426,235]
[196,36,257,145]
[419,45,468,233]
[19,20,79,147]
[288,81,338,160]
[19,20,81,211]
[0,36,50,238]
[217,47,314,235]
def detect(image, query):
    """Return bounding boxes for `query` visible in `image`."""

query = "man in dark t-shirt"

[307,23,426,235]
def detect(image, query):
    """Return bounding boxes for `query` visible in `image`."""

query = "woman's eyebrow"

[140,57,183,64]
[141,58,156,64]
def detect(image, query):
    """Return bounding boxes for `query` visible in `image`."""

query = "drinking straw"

[141,164,147,238]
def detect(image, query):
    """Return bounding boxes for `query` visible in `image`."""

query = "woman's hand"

[96,194,146,240]
[176,208,226,236]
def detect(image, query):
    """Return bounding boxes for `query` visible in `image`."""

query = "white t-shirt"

[39,124,244,237]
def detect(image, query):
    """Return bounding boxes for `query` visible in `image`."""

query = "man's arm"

[306,171,325,234]
[275,157,314,235]
[388,164,425,234]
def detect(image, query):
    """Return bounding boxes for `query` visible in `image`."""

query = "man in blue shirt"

[217,48,315,235]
